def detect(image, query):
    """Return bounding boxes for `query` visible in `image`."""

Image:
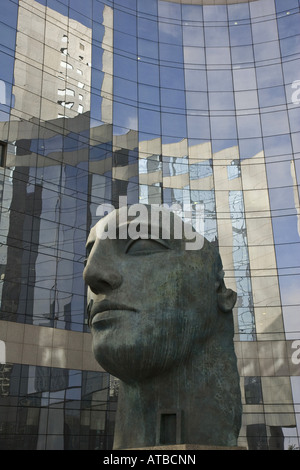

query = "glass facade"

[0,0,299,450]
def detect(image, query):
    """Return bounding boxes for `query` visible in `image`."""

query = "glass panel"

[280,35,300,59]
[161,113,186,139]
[114,55,137,81]
[183,46,205,65]
[235,90,259,110]
[160,66,184,90]
[138,17,158,42]
[250,0,276,18]
[114,9,136,35]
[239,138,263,160]
[0,23,17,53]
[207,70,233,92]
[203,5,227,22]
[233,68,257,91]
[209,92,235,111]
[252,20,278,43]
[115,0,136,10]
[258,86,286,108]
[138,38,159,60]
[206,47,231,65]
[161,88,185,110]
[182,5,203,22]
[275,0,298,13]
[204,26,229,47]
[186,91,208,111]
[228,3,250,21]
[114,30,137,55]
[264,134,292,157]
[254,41,280,62]
[1,0,18,29]
[278,12,300,39]
[187,115,210,140]
[138,83,160,106]
[283,59,300,85]
[229,24,252,46]
[138,108,161,135]
[137,0,157,16]
[158,0,181,20]
[237,114,262,138]
[182,25,204,47]
[138,62,159,87]
[160,43,183,64]
[158,22,182,46]
[185,69,207,92]
[210,116,237,140]
[289,107,300,133]
[231,45,254,65]
[256,64,284,88]
[261,111,290,136]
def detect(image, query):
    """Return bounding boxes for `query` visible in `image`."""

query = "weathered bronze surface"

[83,207,242,450]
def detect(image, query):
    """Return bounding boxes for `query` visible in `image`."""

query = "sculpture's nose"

[83,252,123,295]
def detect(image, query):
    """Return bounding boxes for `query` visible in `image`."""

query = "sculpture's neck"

[112,337,241,450]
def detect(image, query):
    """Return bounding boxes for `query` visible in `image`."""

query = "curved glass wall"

[0,0,299,449]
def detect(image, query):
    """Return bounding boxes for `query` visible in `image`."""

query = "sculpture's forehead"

[85,207,218,270]
[87,206,188,246]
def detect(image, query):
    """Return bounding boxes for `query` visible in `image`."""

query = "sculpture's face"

[83,208,226,383]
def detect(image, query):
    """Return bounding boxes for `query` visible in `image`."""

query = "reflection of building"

[0,0,299,450]
[13,0,92,121]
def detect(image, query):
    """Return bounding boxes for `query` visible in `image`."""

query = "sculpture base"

[123,444,246,451]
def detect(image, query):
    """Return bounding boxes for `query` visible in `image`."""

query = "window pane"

[183,25,204,47]
[204,26,229,47]
[208,70,233,91]
[186,91,208,111]
[138,17,158,41]
[184,46,205,65]
[237,114,262,138]
[261,111,290,136]
[185,69,207,91]
[252,20,278,43]
[229,24,252,46]
[233,68,257,91]
[138,62,159,86]
[235,90,259,110]
[209,92,235,111]
[182,5,203,22]
[160,66,184,90]
[256,64,284,88]
[206,47,231,65]
[187,115,210,139]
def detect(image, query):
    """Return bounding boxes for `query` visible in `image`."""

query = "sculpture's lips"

[89,300,137,326]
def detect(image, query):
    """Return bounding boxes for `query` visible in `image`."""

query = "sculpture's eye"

[84,240,95,266]
[125,238,170,256]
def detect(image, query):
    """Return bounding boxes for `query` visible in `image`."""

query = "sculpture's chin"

[92,333,189,384]
[90,308,214,383]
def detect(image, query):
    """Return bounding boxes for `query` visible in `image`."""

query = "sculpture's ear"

[216,272,237,313]
[217,286,237,313]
